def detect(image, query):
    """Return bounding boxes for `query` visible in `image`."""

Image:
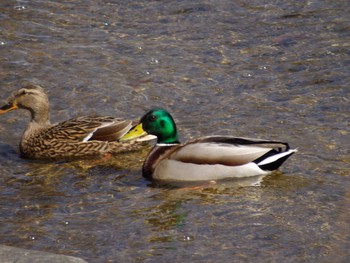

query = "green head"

[140,108,179,144]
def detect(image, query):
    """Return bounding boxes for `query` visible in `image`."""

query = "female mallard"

[0,84,151,159]
[121,108,297,182]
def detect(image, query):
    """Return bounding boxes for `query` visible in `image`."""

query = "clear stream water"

[0,0,349,262]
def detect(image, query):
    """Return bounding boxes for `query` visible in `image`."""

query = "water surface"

[0,0,349,262]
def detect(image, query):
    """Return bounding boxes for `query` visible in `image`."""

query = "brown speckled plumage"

[0,84,149,160]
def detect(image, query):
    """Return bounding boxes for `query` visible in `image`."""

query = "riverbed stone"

[0,245,88,263]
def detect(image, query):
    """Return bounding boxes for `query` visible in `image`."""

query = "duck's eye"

[19,90,28,96]
[13,90,26,99]
[148,115,157,122]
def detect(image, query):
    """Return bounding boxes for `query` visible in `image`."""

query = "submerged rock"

[0,245,87,263]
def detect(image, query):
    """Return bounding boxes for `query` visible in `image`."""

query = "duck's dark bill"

[0,103,17,114]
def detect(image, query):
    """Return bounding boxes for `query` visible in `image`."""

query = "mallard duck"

[120,108,297,182]
[0,84,152,160]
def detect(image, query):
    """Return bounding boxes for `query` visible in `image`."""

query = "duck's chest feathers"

[142,145,180,179]
[20,125,52,158]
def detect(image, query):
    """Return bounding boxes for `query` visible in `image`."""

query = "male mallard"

[121,108,297,182]
[0,84,151,159]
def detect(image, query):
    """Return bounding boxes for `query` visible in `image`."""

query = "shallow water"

[0,0,349,262]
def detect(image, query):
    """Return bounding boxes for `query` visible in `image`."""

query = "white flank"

[152,160,268,182]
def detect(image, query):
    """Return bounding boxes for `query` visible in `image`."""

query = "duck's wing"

[46,116,132,142]
[170,136,291,166]
[196,136,297,171]
[197,136,292,150]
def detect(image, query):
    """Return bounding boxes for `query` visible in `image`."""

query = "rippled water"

[0,0,349,262]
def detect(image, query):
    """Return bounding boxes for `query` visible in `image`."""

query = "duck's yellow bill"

[0,103,17,115]
[120,123,147,142]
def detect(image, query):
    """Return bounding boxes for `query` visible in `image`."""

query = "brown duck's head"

[0,84,50,122]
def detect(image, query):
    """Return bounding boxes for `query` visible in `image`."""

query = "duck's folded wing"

[170,136,291,166]
[198,136,291,150]
[47,116,131,142]
[88,119,132,141]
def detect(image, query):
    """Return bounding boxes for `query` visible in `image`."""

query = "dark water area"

[0,0,349,262]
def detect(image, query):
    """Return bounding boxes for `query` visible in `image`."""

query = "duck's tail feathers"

[255,148,297,171]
